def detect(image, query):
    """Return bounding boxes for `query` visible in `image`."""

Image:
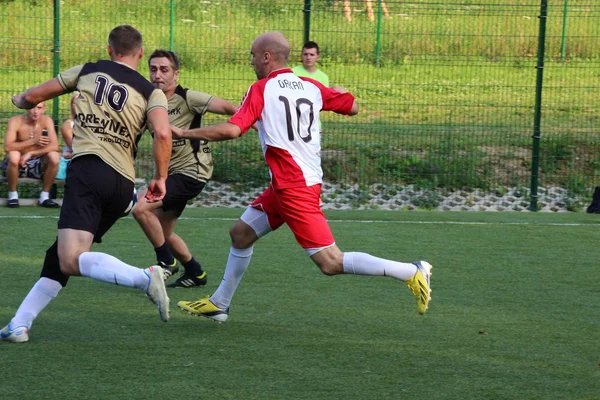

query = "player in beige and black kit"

[1,25,173,343]
[133,50,238,288]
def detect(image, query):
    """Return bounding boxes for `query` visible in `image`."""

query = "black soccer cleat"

[167,271,208,288]
[158,260,179,280]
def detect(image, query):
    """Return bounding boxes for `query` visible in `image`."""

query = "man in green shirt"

[292,41,329,87]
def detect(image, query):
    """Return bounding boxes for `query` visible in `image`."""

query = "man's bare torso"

[11,114,54,155]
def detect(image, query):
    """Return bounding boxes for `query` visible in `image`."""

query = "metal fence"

[1,0,598,211]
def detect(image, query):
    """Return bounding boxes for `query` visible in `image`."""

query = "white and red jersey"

[228,68,355,189]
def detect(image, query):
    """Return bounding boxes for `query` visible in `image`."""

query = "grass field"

[1,207,598,399]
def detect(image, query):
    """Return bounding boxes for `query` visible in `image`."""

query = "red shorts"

[250,184,334,249]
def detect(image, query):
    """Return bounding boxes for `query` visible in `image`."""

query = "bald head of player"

[250,32,290,80]
[107,25,144,68]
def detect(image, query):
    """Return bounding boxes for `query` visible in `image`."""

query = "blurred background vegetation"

[0,0,598,209]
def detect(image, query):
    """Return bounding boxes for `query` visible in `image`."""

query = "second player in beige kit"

[133,49,238,288]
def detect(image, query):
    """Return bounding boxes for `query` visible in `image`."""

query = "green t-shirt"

[292,65,329,132]
[292,65,329,88]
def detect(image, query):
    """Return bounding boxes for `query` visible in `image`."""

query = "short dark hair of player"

[108,25,143,57]
[148,49,181,71]
[302,41,320,55]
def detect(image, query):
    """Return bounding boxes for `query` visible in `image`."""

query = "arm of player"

[171,122,242,142]
[12,78,66,110]
[331,86,359,116]
[207,98,239,116]
[347,99,359,116]
[146,107,172,202]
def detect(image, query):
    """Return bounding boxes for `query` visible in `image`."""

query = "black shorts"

[58,155,134,243]
[162,173,205,217]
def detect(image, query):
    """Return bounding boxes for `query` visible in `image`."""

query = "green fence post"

[52,0,61,128]
[530,0,548,212]
[303,0,311,44]
[375,0,383,66]
[169,0,175,51]
[560,0,568,61]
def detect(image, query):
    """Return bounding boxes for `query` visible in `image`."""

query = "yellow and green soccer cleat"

[406,261,432,314]
[178,296,229,322]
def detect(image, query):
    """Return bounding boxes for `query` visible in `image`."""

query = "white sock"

[342,252,417,281]
[39,191,50,202]
[10,277,63,330]
[8,191,18,200]
[79,252,149,290]
[211,246,253,309]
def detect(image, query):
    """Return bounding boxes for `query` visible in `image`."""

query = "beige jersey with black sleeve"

[57,60,168,182]
[167,85,214,182]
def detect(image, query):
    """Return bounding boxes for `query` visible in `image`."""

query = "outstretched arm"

[207,98,239,116]
[12,78,66,110]
[331,86,359,116]
[171,122,242,142]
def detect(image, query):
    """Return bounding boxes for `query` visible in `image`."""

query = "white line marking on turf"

[1,215,599,227]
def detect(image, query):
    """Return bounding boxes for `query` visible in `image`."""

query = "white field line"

[1,214,599,227]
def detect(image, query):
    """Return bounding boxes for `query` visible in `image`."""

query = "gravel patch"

[187,182,590,212]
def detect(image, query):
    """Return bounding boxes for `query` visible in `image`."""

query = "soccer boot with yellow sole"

[178,296,229,322]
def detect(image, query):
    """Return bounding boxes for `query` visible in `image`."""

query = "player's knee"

[131,204,144,220]
[131,201,152,221]
[57,249,81,276]
[229,230,248,248]
[229,223,254,248]
[316,260,342,276]
[131,196,151,221]
[312,248,344,276]
[58,258,79,276]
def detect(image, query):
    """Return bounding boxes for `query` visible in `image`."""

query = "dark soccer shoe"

[586,187,600,214]
[586,204,600,214]
[7,199,19,208]
[39,199,60,208]
[158,261,179,280]
[167,271,208,288]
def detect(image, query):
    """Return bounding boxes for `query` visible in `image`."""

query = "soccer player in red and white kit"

[173,32,432,322]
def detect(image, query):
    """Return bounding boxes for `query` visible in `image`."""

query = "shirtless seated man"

[1,102,60,208]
